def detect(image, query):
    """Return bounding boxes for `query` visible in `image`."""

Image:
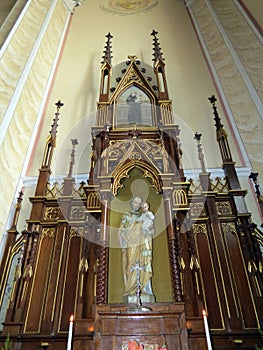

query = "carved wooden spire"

[209,95,244,197]
[10,189,24,231]
[151,30,169,100]
[35,101,63,196]
[208,95,232,163]
[101,32,113,65]
[42,100,63,169]
[0,189,24,300]
[99,33,113,103]
[151,29,165,64]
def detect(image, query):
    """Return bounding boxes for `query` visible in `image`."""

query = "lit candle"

[66,314,74,350]
[202,309,212,350]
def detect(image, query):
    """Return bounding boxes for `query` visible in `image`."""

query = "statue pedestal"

[92,303,189,350]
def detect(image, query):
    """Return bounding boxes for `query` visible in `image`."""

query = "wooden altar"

[0,31,262,350]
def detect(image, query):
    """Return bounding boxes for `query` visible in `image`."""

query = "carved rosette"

[216,201,232,216]
[190,202,207,218]
[70,206,86,220]
[44,207,61,220]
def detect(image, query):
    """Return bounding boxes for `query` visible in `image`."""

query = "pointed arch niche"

[115,86,154,127]
[108,167,172,303]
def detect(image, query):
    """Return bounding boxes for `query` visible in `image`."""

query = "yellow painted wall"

[243,0,263,28]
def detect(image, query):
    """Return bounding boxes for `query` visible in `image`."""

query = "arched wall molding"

[186,0,263,191]
[0,0,29,52]
[0,0,72,255]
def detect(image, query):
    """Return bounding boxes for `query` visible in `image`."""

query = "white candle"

[202,309,213,350]
[66,314,74,350]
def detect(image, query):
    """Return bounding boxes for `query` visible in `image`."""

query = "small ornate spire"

[50,100,63,139]
[194,132,206,173]
[41,100,63,169]
[10,189,24,230]
[208,95,223,131]
[67,139,78,177]
[151,29,165,64]
[208,95,232,162]
[101,32,113,65]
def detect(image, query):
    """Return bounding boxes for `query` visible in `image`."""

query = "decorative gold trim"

[51,227,66,322]
[193,223,225,330]
[222,222,260,329]
[44,207,60,220]
[24,228,55,334]
[216,201,232,216]
[112,159,161,195]
[172,188,187,206]
[0,237,23,306]
[70,206,86,220]
[87,192,101,209]
[210,223,231,319]
[41,227,55,240]
[190,202,207,217]
[58,227,82,333]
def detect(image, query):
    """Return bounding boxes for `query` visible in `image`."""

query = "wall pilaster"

[0,0,73,250]
[186,0,263,199]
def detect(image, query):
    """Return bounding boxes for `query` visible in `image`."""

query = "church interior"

[0,1,263,349]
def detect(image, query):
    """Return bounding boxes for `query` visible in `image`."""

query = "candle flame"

[202,309,207,316]
[88,325,94,332]
[69,314,74,322]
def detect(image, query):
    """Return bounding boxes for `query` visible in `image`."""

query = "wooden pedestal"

[83,303,189,350]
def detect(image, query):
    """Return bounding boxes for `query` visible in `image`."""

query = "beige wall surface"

[0,0,16,27]
[0,0,71,243]
[243,0,263,28]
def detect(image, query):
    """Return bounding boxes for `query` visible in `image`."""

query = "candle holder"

[126,261,152,312]
[126,284,152,312]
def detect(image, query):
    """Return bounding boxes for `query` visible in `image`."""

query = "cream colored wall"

[243,0,263,28]
[0,0,72,247]
[187,0,262,222]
